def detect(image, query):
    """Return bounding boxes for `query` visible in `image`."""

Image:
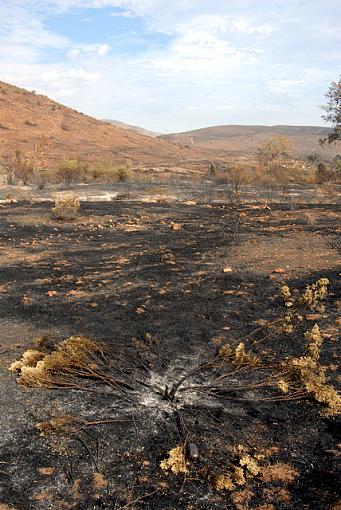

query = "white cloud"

[267,78,308,95]
[67,43,110,60]
[232,16,275,36]
[0,0,339,130]
[41,68,101,82]
[145,14,261,76]
[109,10,134,17]
[187,103,233,111]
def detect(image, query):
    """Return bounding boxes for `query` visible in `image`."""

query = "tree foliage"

[257,136,292,172]
[57,158,86,186]
[257,135,292,182]
[3,149,33,185]
[320,76,341,144]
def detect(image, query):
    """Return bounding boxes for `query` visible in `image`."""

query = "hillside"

[0,81,200,168]
[1,81,339,171]
[160,125,341,162]
[102,119,160,138]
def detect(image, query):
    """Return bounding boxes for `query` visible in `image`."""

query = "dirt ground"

[0,192,340,509]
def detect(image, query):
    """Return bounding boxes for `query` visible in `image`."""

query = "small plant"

[213,473,235,491]
[116,163,132,182]
[88,160,132,182]
[213,447,261,491]
[304,324,323,360]
[280,278,329,312]
[278,325,340,415]
[299,278,329,312]
[218,342,260,367]
[52,194,80,220]
[132,332,159,351]
[160,445,188,474]
[9,335,132,392]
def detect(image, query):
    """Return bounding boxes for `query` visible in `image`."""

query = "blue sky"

[0,0,340,132]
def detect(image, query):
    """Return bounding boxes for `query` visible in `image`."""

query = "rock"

[306,313,323,321]
[170,222,182,231]
[187,443,200,460]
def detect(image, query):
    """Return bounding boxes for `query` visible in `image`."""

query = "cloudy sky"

[0,0,340,132]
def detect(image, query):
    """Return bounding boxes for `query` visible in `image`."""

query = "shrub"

[57,159,86,186]
[51,194,80,221]
[88,160,132,183]
[209,161,217,175]
[116,164,132,182]
[2,149,34,185]
[315,162,332,184]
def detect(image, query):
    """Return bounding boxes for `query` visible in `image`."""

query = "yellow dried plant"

[240,454,261,476]
[304,324,323,360]
[280,285,294,307]
[36,416,77,435]
[8,335,121,390]
[213,473,235,491]
[279,325,340,414]
[213,448,261,491]
[299,278,329,312]
[160,446,188,474]
[219,342,260,366]
[280,278,329,313]
[52,194,80,221]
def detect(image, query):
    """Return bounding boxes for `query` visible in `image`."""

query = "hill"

[160,125,341,162]
[102,119,160,138]
[0,81,200,168]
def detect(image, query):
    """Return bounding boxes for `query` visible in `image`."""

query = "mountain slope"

[102,119,160,138]
[0,81,199,167]
[160,125,340,160]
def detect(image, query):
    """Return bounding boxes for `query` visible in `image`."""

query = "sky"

[0,0,340,132]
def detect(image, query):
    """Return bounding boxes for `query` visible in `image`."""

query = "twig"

[76,434,100,473]
[117,488,160,509]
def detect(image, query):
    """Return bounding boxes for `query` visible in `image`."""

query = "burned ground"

[0,197,340,509]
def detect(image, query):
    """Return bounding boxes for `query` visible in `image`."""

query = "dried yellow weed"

[240,454,261,476]
[299,278,329,312]
[213,473,235,491]
[8,335,114,389]
[213,448,261,492]
[304,324,323,360]
[160,446,188,474]
[9,349,45,372]
[219,342,259,366]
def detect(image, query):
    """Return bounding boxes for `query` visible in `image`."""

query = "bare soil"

[0,193,340,509]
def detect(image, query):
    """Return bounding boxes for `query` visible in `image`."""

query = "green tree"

[320,76,341,144]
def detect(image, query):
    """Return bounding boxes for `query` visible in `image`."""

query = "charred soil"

[0,197,340,509]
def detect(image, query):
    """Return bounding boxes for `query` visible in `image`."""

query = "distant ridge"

[160,125,340,160]
[1,80,339,169]
[102,119,160,138]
